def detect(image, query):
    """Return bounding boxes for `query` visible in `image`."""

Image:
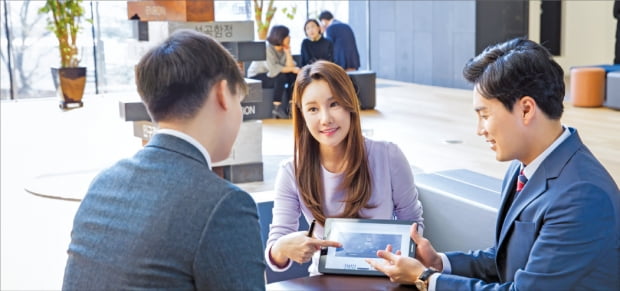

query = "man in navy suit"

[368,38,620,290]
[62,30,265,290]
[319,10,360,71]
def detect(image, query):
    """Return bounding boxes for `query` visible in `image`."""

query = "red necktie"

[516,169,528,192]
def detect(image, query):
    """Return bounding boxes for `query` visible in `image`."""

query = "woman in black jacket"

[300,19,333,67]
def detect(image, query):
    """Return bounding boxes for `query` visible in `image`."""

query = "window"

[0,0,353,100]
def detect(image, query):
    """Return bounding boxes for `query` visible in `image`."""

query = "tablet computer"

[318,218,416,276]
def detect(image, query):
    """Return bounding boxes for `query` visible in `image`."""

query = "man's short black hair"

[318,11,333,21]
[463,37,565,119]
[135,30,247,122]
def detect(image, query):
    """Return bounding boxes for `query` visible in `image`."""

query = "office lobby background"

[0,0,617,289]
[0,0,615,100]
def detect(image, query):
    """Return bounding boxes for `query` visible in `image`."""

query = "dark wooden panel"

[540,0,562,55]
[475,0,529,55]
[127,0,214,22]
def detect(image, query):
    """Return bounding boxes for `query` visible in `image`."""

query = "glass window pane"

[307,1,349,23]
[252,0,308,55]
[4,0,56,99]
[1,0,12,100]
[2,0,96,99]
[3,0,353,100]
[92,1,141,94]
[215,0,251,21]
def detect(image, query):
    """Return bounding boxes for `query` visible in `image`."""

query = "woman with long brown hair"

[265,61,424,275]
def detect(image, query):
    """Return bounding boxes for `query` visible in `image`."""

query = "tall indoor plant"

[39,0,89,109]
[253,0,296,40]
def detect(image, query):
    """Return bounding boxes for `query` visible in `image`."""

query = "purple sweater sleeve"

[384,141,424,227]
[264,159,299,272]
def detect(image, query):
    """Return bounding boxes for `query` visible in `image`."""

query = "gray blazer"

[63,133,266,290]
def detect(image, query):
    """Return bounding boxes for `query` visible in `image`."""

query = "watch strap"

[418,267,439,282]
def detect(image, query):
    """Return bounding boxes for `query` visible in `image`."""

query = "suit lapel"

[497,167,548,247]
[496,163,520,243]
[496,128,583,253]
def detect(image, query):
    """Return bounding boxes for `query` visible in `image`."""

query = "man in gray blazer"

[62,30,265,290]
[368,38,619,290]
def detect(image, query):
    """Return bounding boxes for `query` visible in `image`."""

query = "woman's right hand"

[271,231,342,265]
[283,45,292,55]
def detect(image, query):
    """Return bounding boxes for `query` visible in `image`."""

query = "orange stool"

[570,67,605,107]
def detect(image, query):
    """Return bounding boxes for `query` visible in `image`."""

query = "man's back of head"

[318,10,334,21]
[135,29,247,123]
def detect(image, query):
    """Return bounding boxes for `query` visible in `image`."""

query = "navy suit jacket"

[440,128,620,290]
[325,20,360,70]
[63,134,266,290]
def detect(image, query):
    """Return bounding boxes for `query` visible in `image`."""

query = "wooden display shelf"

[127,0,214,22]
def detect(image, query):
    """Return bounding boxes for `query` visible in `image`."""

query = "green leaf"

[38,0,90,67]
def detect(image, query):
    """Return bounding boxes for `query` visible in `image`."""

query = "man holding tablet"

[367,38,620,290]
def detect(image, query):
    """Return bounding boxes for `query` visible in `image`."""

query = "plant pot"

[51,67,86,110]
[258,27,268,40]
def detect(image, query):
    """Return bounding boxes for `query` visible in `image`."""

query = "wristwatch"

[414,267,439,291]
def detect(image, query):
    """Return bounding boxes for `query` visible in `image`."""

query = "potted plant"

[39,0,90,109]
[253,0,296,40]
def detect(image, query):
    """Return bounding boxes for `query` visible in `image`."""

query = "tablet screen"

[318,218,416,276]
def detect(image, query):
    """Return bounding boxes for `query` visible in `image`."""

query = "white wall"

[529,0,616,76]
